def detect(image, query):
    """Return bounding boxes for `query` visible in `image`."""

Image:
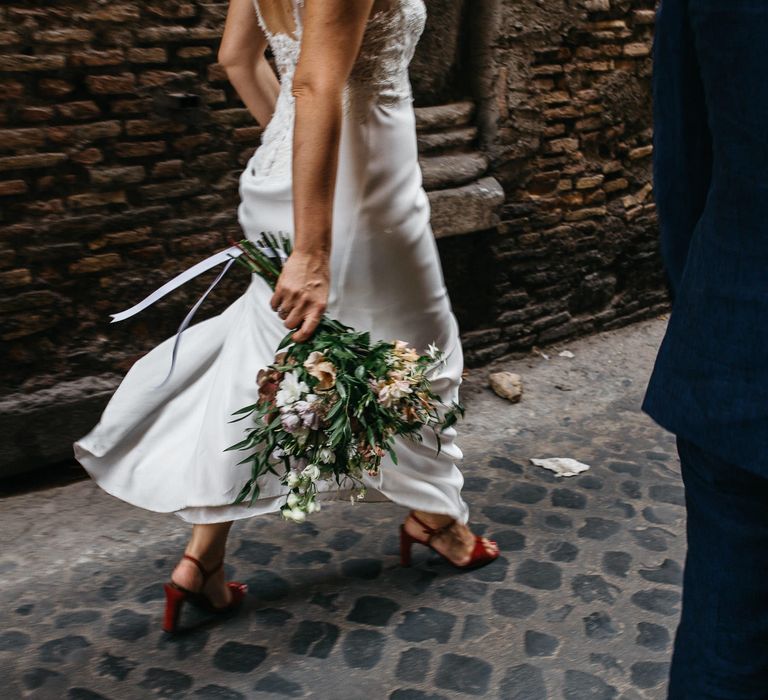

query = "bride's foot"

[402,511,499,568]
[171,554,233,608]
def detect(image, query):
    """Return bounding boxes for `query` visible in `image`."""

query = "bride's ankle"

[409,510,454,530]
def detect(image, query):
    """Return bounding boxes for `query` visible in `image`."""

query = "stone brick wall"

[0,1,255,399]
[444,0,663,366]
[0,0,664,473]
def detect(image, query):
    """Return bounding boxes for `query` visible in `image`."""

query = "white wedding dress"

[74,0,469,525]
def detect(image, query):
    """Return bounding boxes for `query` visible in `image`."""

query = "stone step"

[417,126,478,155]
[428,176,505,239]
[420,153,489,190]
[414,101,475,132]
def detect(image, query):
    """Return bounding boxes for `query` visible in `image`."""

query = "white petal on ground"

[558,350,575,358]
[530,457,591,477]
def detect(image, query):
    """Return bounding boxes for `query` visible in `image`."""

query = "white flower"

[271,447,286,460]
[286,492,300,508]
[302,464,321,481]
[318,447,335,464]
[280,412,301,433]
[307,500,321,514]
[427,342,441,359]
[282,506,306,523]
[275,371,309,408]
[286,472,300,487]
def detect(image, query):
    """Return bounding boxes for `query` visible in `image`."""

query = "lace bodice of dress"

[249,0,427,180]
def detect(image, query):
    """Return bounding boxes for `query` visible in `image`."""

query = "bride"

[74,0,498,633]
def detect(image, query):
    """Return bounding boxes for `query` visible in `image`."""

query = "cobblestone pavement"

[0,319,683,700]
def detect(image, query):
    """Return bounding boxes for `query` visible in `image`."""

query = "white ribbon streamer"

[110,245,243,323]
[109,239,290,387]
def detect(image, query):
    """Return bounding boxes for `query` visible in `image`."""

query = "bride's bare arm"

[271,0,375,342]
[219,0,280,126]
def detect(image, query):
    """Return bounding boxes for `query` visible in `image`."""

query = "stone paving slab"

[0,319,683,700]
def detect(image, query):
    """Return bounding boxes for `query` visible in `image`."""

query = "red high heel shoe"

[162,554,247,633]
[400,512,499,570]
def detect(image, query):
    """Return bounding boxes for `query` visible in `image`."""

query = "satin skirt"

[74,99,469,524]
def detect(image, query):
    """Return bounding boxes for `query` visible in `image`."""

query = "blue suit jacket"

[643,0,768,477]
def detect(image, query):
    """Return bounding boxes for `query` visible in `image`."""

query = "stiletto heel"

[163,554,247,634]
[400,525,414,567]
[400,512,499,571]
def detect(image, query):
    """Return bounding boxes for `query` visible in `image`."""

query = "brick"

[192,152,230,171]
[634,9,657,25]
[0,268,32,288]
[0,54,66,72]
[200,88,227,105]
[0,153,67,172]
[114,141,166,158]
[0,180,27,196]
[629,145,653,160]
[90,166,146,186]
[2,314,60,340]
[547,138,579,154]
[0,128,46,150]
[19,106,55,123]
[177,46,212,59]
[0,31,20,45]
[125,119,186,137]
[89,227,152,250]
[0,80,24,100]
[85,73,136,95]
[173,133,211,151]
[56,101,102,120]
[233,126,263,143]
[531,64,564,76]
[0,290,62,314]
[576,175,605,190]
[605,178,629,193]
[25,198,65,215]
[564,206,608,222]
[584,0,610,10]
[210,108,253,127]
[38,79,74,97]
[69,49,124,67]
[543,124,566,138]
[127,47,167,63]
[624,42,651,57]
[139,178,203,200]
[71,148,104,165]
[137,26,189,42]
[69,253,123,274]
[110,98,150,115]
[68,190,127,208]
[151,160,184,178]
[543,105,580,121]
[207,64,228,82]
[34,29,94,43]
[575,117,602,132]
[82,5,141,22]
[138,70,197,87]
[145,3,197,18]
[47,121,122,143]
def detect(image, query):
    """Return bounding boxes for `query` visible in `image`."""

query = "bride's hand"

[270,250,329,342]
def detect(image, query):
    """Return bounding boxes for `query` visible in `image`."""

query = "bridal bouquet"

[227,234,463,523]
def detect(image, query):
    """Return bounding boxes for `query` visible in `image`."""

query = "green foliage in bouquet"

[226,234,463,522]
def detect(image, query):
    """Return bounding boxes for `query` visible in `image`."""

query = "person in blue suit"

[644,0,768,696]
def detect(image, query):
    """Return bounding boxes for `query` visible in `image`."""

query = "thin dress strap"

[292,0,303,35]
